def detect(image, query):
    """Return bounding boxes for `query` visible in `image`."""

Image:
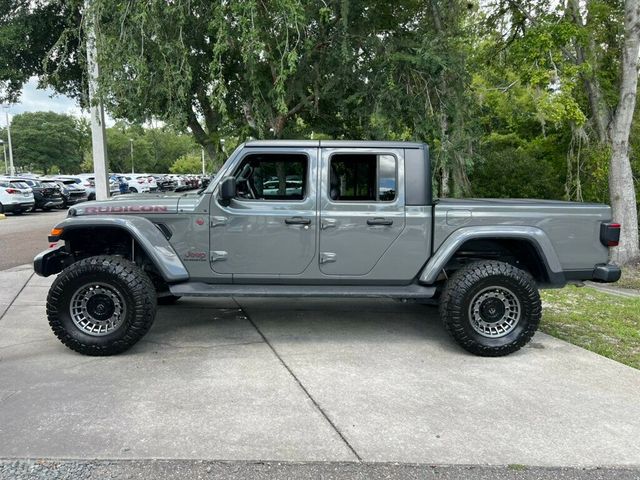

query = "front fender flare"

[419,226,564,285]
[50,216,189,282]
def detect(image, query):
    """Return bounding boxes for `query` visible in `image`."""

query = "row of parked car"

[111,173,205,194]
[0,173,207,215]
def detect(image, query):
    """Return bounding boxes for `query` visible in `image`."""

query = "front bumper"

[38,197,64,209]
[34,246,69,277]
[65,195,88,205]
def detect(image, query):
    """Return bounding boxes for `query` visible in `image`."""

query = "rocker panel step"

[169,282,437,299]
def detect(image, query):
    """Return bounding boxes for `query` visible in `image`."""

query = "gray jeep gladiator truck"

[34,140,622,357]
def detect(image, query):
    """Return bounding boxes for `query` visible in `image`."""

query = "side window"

[234,153,307,201]
[329,153,397,202]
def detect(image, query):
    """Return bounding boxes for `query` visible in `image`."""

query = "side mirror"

[219,176,236,206]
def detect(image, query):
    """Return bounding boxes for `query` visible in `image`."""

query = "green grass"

[541,286,640,369]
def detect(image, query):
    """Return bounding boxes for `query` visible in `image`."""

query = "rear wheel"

[439,260,541,356]
[129,187,138,193]
[47,255,157,356]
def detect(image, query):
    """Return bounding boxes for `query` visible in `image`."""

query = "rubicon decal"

[83,205,169,214]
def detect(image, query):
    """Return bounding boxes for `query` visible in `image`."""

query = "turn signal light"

[48,227,64,243]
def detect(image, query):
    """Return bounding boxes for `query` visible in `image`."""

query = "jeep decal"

[183,251,207,261]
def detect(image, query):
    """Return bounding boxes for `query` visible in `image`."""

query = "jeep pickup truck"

[34,140,622,357]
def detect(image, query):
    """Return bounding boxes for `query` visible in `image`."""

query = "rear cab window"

[329,153,397,202]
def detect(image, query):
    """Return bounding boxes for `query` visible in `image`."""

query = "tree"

[10,111,83,174]
[0,1,84,103]
[170,152,203,174]
[482,0,640,264]
[103,124,198,174]
[607,0,640,264]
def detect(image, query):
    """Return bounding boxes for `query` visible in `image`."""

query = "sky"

[3,77,114,126]
[5,77,81,117]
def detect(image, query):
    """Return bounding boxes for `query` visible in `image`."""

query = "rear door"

[319,148,406,275]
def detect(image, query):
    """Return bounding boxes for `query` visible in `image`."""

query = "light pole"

[129,139,134,174]
[2,106,15,176]
[201,147,205,176]
[85,0,110,200]
[0,139,5,175]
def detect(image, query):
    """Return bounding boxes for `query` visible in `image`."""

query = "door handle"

[367,217,393,226]
[285,217,312,225]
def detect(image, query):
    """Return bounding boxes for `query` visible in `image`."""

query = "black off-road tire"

[158,295,181,305]
[439,260,541,357]
[47,256,157,356]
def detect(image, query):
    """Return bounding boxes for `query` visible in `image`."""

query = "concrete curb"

[585,281,640,298]
[1,459,640,480]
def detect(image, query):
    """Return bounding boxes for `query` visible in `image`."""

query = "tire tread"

[439,260,541,357]
[47,255,156,356]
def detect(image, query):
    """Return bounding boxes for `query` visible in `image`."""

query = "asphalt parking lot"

[1,264,639,477]
[0,210,67,270]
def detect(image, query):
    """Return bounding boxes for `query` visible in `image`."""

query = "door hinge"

[320,252,337,264]
[210,250,228,262]
[210,216,228,228]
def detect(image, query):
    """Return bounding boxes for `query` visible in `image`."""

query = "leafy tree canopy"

[8,111,84,174]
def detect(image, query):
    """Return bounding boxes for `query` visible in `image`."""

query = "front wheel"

[439,260,541,357]
[47,256,157,356]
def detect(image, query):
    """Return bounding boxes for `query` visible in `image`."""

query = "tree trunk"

[187,111,217,163]
[609,0,640,264]
[440,165,450,198]
[567,0,613,143]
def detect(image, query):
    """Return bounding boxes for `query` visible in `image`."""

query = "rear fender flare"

[420,226,564,285]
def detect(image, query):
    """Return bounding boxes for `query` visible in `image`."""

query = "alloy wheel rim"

[69,283,126,336]
[468,286,521,338]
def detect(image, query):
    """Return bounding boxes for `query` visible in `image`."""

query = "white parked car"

[75,174,120,199]
[166,174,186,188]
[116,174,151,193]
[138,174,158,192]
[0,177,35,214]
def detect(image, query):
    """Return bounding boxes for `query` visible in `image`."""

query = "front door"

[319,148,406,275]
[209,148,317,276]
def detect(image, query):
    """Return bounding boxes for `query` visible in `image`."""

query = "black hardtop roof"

[244,140,426,149]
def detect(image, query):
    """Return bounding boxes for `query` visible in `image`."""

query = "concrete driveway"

[1,265,639,469]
